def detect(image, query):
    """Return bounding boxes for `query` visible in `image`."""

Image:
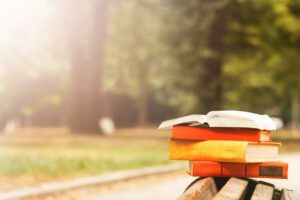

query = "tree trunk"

[291,90,299,134]
[137,66,148,126]
[199,3,227,113]
[64,0,108,133]
[131,1,149,126]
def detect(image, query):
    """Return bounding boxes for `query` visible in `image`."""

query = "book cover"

[172,126,271,142]
[188,161,288,179]
[169,139,280,163]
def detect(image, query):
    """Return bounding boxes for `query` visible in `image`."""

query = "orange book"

[188,161,288,179]
[169,139,280,163]
[172,126,271,142]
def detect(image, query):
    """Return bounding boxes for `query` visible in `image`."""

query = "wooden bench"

[179,177,300,200]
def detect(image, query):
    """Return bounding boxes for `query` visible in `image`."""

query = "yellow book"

[169,139,280,163]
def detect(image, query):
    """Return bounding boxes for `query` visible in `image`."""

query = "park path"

[85,172,195,200]
[86,153,300,200]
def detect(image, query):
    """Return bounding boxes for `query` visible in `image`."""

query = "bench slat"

[213,177,248,200]
[178,177,217,200]
[250,183,274,200]
[282,189,300,200]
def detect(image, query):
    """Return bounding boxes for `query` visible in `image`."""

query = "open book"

[158,110,276,131]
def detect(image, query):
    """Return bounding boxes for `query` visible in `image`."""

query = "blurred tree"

[223,0,279,113]
[162,0,229,114]
[271,0,300,131]
[0,1,68,129]
[63,0,108,133]
[224,0,300,129]
[1,0,300,131]
[104,0,171,125]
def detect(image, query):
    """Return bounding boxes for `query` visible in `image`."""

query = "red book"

[188,161,288,179]
[172,126,271,142]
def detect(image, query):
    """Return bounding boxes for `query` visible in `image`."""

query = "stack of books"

[159,110,288,179]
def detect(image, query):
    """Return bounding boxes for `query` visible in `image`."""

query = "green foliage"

[223,0,300,120]
[160,0,227,113]
[1,0,300,126]
[223,54,278,112]
[105,1,161,96]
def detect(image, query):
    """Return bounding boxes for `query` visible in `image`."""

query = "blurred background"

[1,0,300,198]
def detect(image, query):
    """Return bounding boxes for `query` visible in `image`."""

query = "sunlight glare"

[0,0,53,47]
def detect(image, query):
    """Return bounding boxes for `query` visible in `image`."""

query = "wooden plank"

[281,189,300,200]
[250,183,274,200]
[213,177,248,200]
[178,177,218,200]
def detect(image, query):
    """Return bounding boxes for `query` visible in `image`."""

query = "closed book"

[169,139,280,163]
[172,126,270,142]
[188,161,288,179]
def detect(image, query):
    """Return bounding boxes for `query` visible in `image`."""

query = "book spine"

[169,140,247,162]
[189,161,288,179]
[188,161,222,176]
[189,162,248,177]
[173,126,265,142]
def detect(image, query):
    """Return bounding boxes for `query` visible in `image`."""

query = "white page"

[206,110,276,130]
[158,114,206,129]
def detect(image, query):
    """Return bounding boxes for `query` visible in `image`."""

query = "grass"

[0,144,169,178]
[1,128,299,191]
[0,128,171,191]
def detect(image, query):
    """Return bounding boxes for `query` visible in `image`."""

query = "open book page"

[206,110,276,130]
[158,114,206,129]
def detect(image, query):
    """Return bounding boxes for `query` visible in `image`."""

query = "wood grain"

[282,189,300,200]
[178,177,217,200]
[250,183,274,200]
[213,177,248,200]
